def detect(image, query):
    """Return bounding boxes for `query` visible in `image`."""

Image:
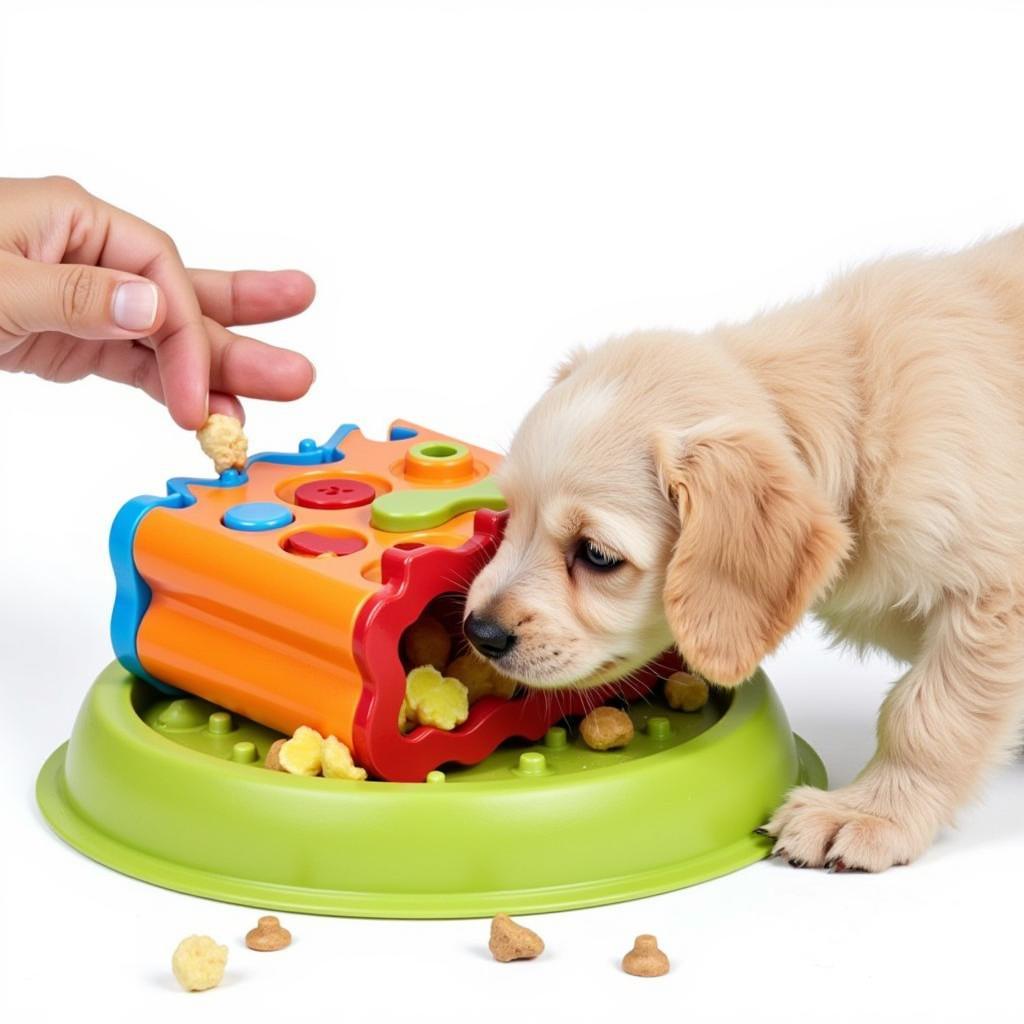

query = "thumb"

[0,252,167,340]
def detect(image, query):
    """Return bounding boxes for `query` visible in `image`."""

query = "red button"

[284,531,368,557]
[294,478,375,509]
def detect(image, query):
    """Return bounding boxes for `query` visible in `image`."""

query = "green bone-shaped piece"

[370,477,506,532]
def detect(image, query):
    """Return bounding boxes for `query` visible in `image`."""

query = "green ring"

[408,440,469,462]
[37,663,825,919]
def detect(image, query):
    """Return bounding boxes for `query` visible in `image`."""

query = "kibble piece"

[322,734,368,780]
[196,413,248,474]
[402,615,452,672]
[488,913,545,962]
[278,725,324,776]
[664,671,709,712]
[264,738,286,771]
[404,665,469,731]
[446,653,517,704]
[491,673,518,699]
[245,915,292,952]
[580,706,635,750]
[171,935,228,992]
[621,934,670,977]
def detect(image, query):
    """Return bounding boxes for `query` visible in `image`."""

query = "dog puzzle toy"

[37,415,829,918]
[108,419,663,781]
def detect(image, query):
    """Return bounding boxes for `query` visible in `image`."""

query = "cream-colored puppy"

[464,228,1024,872]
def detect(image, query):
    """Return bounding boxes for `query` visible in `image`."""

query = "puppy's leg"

[764,590,1024,871]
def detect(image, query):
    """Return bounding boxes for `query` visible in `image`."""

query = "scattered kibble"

[245,915,292,952]
[621,934,670,977]
[322,734,368,780]
[278,725,324,776]
[402,615,452,672]
[171,935,228,992]
[488,914,545,962]
[403,665,469,731]
[196,413,247,474]
[267,728,368,779]
[264,738,286,771]
[580,706,635,751]
[446,652,516,703]
[664,671,709,712]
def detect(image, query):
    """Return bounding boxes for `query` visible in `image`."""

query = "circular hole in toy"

[419,443,459,459]
[394,542,424,551]
[399,440,478,484]
[388,456,489,484]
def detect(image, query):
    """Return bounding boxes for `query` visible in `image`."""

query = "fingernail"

[113,281,158,332]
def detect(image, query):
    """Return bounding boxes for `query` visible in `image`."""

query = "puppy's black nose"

[464,612,516,659]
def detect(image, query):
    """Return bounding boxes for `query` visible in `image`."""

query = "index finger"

[93,203,210,429]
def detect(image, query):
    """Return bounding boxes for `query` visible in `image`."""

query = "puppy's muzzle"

[464,612,517,660]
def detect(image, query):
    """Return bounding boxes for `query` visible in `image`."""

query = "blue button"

[222,501,294,532]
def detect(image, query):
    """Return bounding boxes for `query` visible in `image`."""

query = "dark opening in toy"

[399,594,523,736]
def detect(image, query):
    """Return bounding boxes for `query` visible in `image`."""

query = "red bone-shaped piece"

[352,509,670,781]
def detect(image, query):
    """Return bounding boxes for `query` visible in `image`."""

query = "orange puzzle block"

[110,420,662,780]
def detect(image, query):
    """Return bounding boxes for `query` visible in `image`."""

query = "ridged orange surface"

[133,422,501,747]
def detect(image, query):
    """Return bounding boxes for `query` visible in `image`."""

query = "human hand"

[0,176,316,428]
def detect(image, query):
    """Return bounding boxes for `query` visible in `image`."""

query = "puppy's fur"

[465,228,1024,872]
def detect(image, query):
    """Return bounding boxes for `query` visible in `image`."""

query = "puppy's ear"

[551,345,589,385]
[656,419,850,685]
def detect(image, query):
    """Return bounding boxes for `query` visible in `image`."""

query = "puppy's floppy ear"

[655,418,851,685]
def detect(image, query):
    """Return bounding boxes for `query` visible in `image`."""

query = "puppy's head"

[464,333,850,689]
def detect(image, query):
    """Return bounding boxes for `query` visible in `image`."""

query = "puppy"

[464,228,1024,872]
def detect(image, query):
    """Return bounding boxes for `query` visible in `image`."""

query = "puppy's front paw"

[760,785,932,872]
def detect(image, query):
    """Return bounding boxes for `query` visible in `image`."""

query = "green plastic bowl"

[36,663,824,918]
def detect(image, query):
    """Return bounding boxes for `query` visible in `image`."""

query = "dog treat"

[277,725,324,776]
[445,652,517,703]
[171,935,228,992]
[664,671,709,712]
[322,734,368,780]
[196,413,248,474]
[402,615,452,672]
[267,729,368,779]
[488,913,545,962]
[245,915,292,952]
[621,934,670,977]
[580,706,635,750]
[404,665,469,731]
[264,738,286,771]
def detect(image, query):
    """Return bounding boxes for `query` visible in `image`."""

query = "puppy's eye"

[577,539,623,572]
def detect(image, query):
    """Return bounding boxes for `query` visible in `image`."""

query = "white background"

[2,1,1022,1020]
